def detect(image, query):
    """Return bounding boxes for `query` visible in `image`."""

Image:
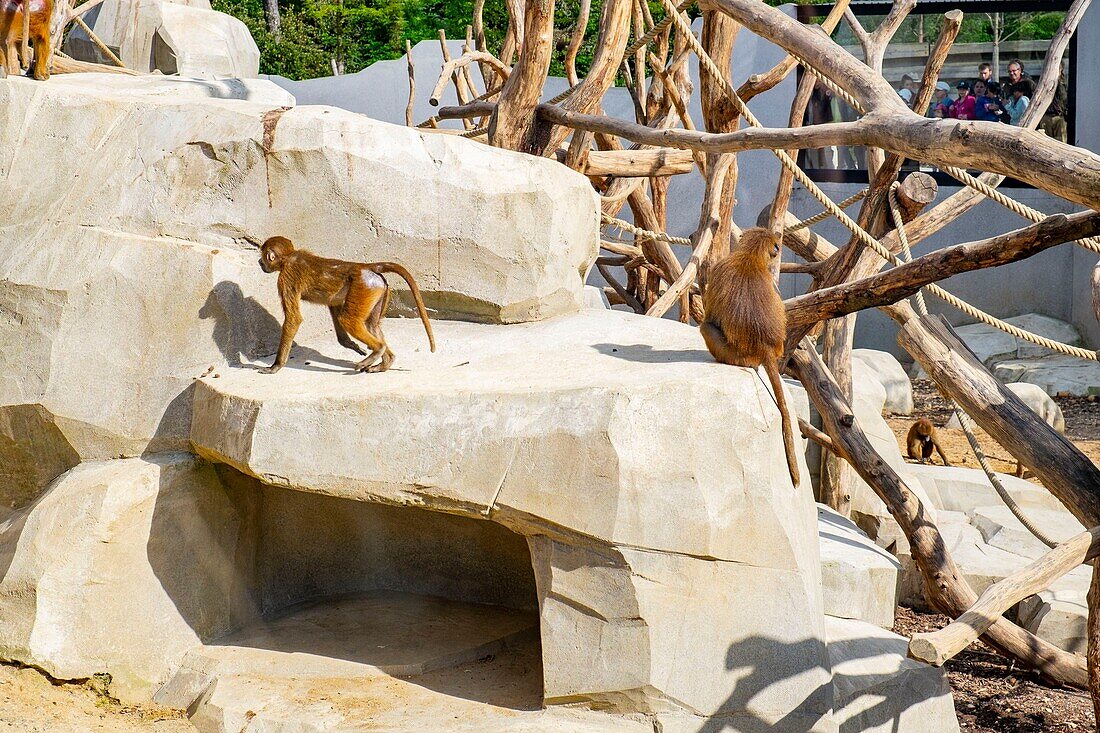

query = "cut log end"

[907,633,949,667]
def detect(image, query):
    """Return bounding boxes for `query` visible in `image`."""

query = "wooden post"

[1090,558,1100,725]
[489,0,554,152]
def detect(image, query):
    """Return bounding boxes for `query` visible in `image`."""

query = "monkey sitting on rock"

[906,418,951,466]
[700,227,800,488]
[257,236,435,374]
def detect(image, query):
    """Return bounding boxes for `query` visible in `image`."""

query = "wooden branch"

[565,0,592,86]
[71,0,108,17]
[405,40,418,127]
[438,101,497,120]
[598,262,644,313]
[785,212,1100,329]
[51,53,139,75]
[735,0,850,103]
[799,417,835,452]
[542,0,632,154]
[1089,560,1100,722]
[898,316,1100,530]
[571,148,694,176]
[489,0,554,152]
[768,59,817,237]
[781,261,824,275]
[789,340,1090,688]
[437,31,473,129]
[912,11,962,116]
[431,52,509,107]
[647,153,733,317]
[909,526,1100,667]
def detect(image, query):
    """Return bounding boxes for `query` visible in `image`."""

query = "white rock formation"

[0,74,597,508]
[0,455,253,702]
[947,382,1064,432]
[826,618,959,733]
[65,0,260,78]
[853,349,914,415]
[818,506,901,629]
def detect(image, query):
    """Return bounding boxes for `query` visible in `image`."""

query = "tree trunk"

[264,0,281,37]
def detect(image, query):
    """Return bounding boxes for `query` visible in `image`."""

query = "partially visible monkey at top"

[700,227,800,488]
[0,0,55,80]
[257,236,435,375]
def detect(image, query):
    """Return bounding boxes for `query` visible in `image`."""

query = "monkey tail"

[371,263,436,352]
[763,359,801,489]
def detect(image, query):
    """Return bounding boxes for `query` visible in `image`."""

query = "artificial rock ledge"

[0,73,597,510]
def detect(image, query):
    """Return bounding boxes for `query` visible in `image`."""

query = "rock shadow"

[696,633,949,732]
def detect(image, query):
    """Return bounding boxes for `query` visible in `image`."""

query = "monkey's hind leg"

[329,306,367,356]
[339,278,390,373]
[362,284,395,373]
[701,321,753,368]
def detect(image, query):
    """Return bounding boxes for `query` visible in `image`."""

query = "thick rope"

[943,165,1100,255]
[786,189,868,232]
[890,185,1058,549]
[601,212,692,245]
[461,126,489,138]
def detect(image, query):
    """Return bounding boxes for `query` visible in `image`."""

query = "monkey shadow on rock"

[591,342,715,365]
[199,281,352,374]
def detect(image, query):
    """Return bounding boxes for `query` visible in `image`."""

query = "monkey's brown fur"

[0,0,53,80]
[258,236,436,374]
[701,227,800,488]
[906,418,951,466]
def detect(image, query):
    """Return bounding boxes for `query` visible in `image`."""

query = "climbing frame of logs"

[414,0,1100,714]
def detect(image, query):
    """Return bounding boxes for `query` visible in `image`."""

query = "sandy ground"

[0,664,194,732]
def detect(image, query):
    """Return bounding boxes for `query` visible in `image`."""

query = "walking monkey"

[257,236,435,374]
[0,0,54,80]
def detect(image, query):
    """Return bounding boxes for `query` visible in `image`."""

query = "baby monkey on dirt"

[258,236,435,374]
[906,418,951,466]
[700,227,800,488]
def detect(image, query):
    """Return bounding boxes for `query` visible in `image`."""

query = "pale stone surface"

[992,355,1100,396]
[65,0,260,78]
[953,314,1083,364]
[971,504,1084,560]
[583,285,611,310]
[191,311,816,566]
[825,617,959,733]
[1018,588,1087,654]
[906,464,1066,514]
[189,309,835,723]
[947,382,1065,432]
[852,358,888,415]
[853,349,914,415]
[818,506,901,629]
[0,455,255,703]
[0,74,597,506]
[166,628,651,732]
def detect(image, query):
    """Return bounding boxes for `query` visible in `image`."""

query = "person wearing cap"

[929,80,954,118]
[897,87,914,109]
[950,80,976,120]
[1005,82,1030,126]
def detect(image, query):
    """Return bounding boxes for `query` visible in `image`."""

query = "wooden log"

[798,417,835,452]
[909,526,1100,667]
[575,148,694,177]
[541,0,632,154]
[785,212,1100,329]
[405,40,415,127]
[646,153,733,317]
[51,53,139,75]
[438,101,497,120]
[564,0,591,86]
[898,316,1100,529]
[430,52,510,106]
[698,10,740,263]
[1090,559,1100,724]
[788,340,1090,688]
[489,0,554,152]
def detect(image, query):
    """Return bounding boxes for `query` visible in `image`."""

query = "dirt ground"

[884,379,1100,478]
[884,378,1100,731]
[893,608,1094,732]
[0,664,194,732]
